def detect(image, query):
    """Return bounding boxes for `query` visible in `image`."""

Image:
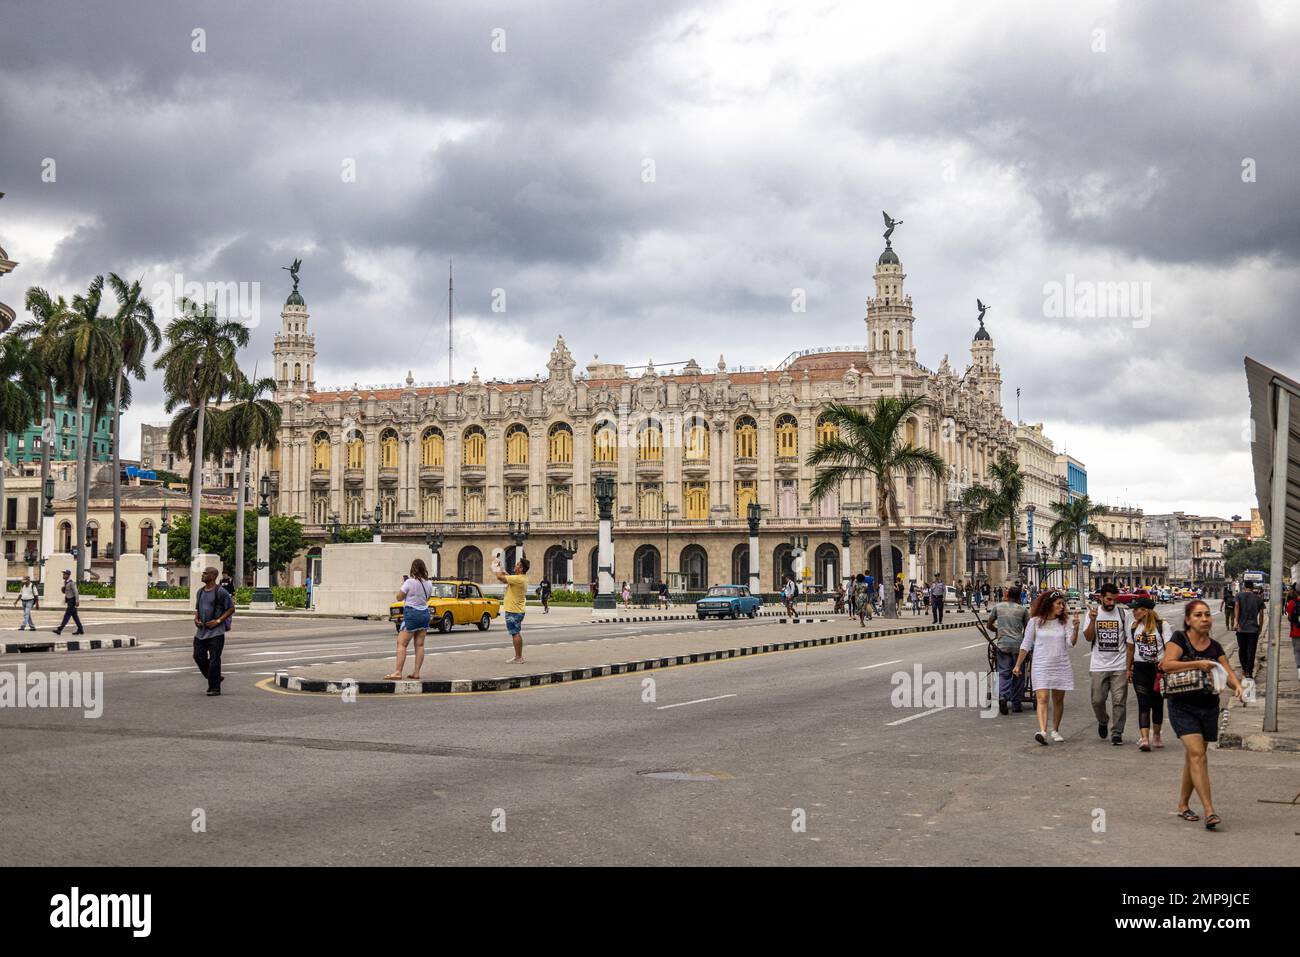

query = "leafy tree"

[1047,495,1110,591]
[170,512,305,580]
[334,525,375,544]
[808,396,946,616]
[16,287,72,515]
[1225,539,1270,580]
[222,369,281,586]
[0,335,43,537]
[959,452,1024,580]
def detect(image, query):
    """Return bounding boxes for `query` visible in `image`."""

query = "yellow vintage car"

[389,580,501,634]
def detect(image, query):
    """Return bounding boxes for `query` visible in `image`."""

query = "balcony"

[502,460,530,483]
[344,467,364,488]
[733,456,757,477]
[635,458,664,478]
[774,456,799,476]
[378,466,399,487]
[545,459,573,481]
[419,465,443,486]
[681,456,711,478]
[460,463,486,485]
[310,469,329,489]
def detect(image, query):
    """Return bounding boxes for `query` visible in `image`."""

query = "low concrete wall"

[313,543,434,617]
[115,554,148,608]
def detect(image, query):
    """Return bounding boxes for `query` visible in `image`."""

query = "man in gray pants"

[1085,583,1131,745]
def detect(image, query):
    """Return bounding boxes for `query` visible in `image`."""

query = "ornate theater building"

[258,238,1018,592]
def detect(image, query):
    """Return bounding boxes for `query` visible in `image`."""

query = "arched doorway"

[731,543,749,587]
[632,544,660,584]
[58,521,72,552]
[680,544,708,590]
[814,543,840,590]
[544,544,568,585]
[504,544,525,574]
[139,521,155,554]
[306,546,322,585]
[87,521,100,560]
[772,543,795,590]
[867,544,905,584]
[457,546,483,582]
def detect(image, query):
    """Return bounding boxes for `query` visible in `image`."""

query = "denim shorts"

[402,606,431,633]
[505,611,525,635]
[1167,697,1220,742]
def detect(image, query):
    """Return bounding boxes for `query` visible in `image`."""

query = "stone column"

[593,477,616,610]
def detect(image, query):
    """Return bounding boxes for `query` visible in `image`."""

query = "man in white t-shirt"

[1084,582,1131,745]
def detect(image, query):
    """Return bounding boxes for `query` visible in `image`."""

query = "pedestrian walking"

[51,569,85,635]
[658,579,670,609]
[621,580,631,609]
[910,582,921,615]
[219,572,235,597]
[853,574,872,625]
[972,584,983,612]
[539,576,552,614]
[1128,596,1167,751]
[1220,584,1236,631]
[14,575,38,630]
[930,576,945,624]
[496,556,531,663]
[781,575,797,616]
[192,565,234,696]
[1286,584,1300,682]
[1013,589,1080,745]
[386,558,432,679]
[988,585,1029,714]
[1162,599,1245,830]
[1085,582,1132,746]
[894,578,904,613]
[1232,579,1265,682]
[834,581,846,615]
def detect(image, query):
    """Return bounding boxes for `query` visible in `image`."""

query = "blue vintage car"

[696,584,761,619]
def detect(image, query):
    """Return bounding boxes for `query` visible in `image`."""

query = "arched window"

[505,424,529,465]
[815,543,840,590]
[462,489,486,522]
[457,546,483,583]
[684,417,709,460]
[680,544,708,590]
[684,481,709,520]
[734,480,758,514]
[905,418,917,447]
[294,363,301,381]
[772,543,796,590]
[346,431,364,470]
[312,431,330,471]
[506,486,528,523]
[895,330,904,352]
[345,491,364,524]
[548,485,572,522]
[633,544,660,584]
[548,422,573,464]
[311,491,328,525]
[815,414,838,447]
[463,426,486,466]
[282,363,288,382]
[637,483,662,521]
[735,416,757,458]
[731,543,750,587]
[381,495,397,523]
[379,428,399,469]
[637,419,662,461]
[592,420,617,464]
[420,490,442,523]
[421,427,444,467]
[59,521,72,552]
[775,414,798,458]
[139,521,154,554]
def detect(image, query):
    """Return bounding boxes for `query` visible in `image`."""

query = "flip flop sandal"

[1204,814,1221,830]
[405,674,419,679]
[383,672,403,680]
[1177,809,1200,822]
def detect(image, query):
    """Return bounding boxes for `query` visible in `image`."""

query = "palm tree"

[808,396,947,617]
[222,369,281,585]
[15,287,71,505]
[52,276,119,580]
[154,298,248,556]
[0,334,43,555]
[959,453,1024,584]
[1047,495,1110,594]
[107,273,160,570]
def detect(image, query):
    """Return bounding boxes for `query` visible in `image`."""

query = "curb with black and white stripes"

[593,607,836,623]
[0,635,138,655]
[273,618,974,695]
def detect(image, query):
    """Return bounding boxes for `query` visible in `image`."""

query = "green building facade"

[3,393,114,465]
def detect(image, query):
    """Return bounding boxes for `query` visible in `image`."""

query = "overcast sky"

[2,0,1297,518]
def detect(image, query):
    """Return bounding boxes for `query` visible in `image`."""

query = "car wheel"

[440,612,454,634]
[698,613,706,620]
[478,613,491,631]
[748,608,758,619]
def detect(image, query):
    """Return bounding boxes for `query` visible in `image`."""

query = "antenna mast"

[448,259,454,384]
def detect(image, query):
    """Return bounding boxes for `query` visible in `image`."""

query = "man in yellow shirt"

[495,556,530,663]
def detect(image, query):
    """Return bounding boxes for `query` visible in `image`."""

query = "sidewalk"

[274,613,980,694]
[1218,632,1300,752]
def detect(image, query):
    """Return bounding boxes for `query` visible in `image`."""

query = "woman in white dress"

[1013,589,1081,745]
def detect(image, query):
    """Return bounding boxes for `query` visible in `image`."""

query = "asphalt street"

[1,608,1295,865]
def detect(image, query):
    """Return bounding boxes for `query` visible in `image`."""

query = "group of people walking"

[987,582,1247,829]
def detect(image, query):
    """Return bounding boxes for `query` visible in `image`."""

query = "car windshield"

[707,586,742,597]
[430,583,457,598]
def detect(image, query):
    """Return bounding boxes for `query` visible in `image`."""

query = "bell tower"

[273,258,315,396]
[970,307,1001,405]
[864,239,917,372]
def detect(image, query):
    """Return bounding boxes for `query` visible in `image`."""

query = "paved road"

[1,609,1294,865]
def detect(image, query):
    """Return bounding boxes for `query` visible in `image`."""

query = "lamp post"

[839,517,852,592]
[559,537,577,588]
[250,474,275,609]
[593,475,616,609]
[371,503,383,543]
[507,519,529,574]
[424,527,445,578]
[747,502,762,595]
[157,501,170,585]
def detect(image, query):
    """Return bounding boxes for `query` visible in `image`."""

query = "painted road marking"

[960,642,986,649]
[858,659,905,670]
[657,694,737,711]
[885,705,953,726]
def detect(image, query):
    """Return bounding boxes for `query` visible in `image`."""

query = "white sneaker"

[1050,730,1065,742]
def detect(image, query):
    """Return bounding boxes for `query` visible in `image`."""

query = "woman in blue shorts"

[386,559,433,680]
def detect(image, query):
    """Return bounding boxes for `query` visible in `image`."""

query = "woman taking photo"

[1162,599,1245,830]
[1013,589,1080,745]
[1127,596,1166,751]
[386,558,432,680]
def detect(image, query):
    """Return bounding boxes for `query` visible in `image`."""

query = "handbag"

[1161,667,1212,697]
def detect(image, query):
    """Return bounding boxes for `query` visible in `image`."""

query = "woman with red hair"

[1013,589,1081,745]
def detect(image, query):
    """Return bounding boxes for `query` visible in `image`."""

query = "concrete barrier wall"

[313,543,434,617]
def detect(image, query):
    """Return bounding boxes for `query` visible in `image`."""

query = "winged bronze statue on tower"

[882,211,903,244]
[976,298,989,324]
[282,257,302,292]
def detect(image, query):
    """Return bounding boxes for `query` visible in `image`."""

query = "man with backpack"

[193,565,235,696]
[1084,582,1131,745]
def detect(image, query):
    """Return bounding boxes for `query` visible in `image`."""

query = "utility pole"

[448,260,454,385]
